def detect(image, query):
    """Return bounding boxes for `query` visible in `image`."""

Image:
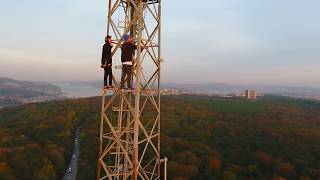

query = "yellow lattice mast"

[97,0,167,179]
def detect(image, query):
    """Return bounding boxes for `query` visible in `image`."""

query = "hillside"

[0,96,320,179]
[0,77,64,108]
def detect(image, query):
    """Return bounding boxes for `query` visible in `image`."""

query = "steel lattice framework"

[97,0,164,179]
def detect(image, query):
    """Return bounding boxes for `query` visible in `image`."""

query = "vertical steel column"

[133,2,142,179]
[157,2,162,178]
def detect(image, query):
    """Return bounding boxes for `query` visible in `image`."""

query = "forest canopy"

[0,95,320,179]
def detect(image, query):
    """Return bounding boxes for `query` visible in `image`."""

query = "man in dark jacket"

[120,35,137,89]
[101,35,113,88]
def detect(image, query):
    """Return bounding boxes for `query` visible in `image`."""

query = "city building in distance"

[245,90,257,100]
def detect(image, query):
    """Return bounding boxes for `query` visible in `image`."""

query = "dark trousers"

[121,65,133,88]
[104,66,112,86]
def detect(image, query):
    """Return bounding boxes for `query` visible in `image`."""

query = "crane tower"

[97,0,166,179]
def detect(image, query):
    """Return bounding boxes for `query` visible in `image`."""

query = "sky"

[0,0,320,87]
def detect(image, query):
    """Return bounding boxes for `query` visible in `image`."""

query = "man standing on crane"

[120,35,137,90]
[120,34,149,90]
[101,35,113,88]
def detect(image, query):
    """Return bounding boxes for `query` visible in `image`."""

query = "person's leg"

[107,66,112,86]
[121,65,126,88]
[124,65,130,88]
[127,65,132,89]
[104,68,108,87]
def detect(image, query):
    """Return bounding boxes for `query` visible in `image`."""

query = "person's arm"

[101,45,106,68]
[143,43,150,49]
[132,44,144,52]
[107,44,112,52]
[135,43,148,52]
[107,44,113,66]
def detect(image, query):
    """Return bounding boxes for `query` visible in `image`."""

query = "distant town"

[160,88,320,101]
[0,95,65,109]
[1,77,320,109]
[2,87,320,109]
[0,77,65,109]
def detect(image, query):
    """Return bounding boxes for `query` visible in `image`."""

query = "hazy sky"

[0,0,320,87]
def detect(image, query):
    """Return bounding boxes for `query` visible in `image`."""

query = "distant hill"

[0,95,320,179]
[0,77,64,108]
